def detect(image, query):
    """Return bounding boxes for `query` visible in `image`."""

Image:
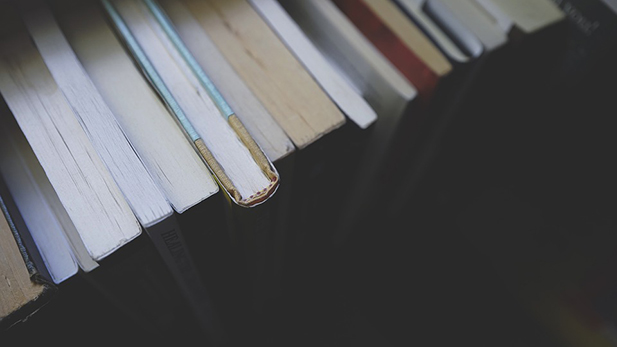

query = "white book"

[395,0,482,62]
[249,0,377,130]
[281,0,415,119]
[427,0,510,52]
[0,114,79,284]
[0,30,141,261]
[22,5,173,228]
[54,1,219,214]
[109,0,277,206]
[159,0,294,163]
[278,0,419,241]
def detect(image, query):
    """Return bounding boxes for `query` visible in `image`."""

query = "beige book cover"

[182,0,346,150]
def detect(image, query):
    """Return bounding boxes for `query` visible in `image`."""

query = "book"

[248,0,383,247]
[1,103,99,276]
[426,0,510,53]
[180,0,345,150]
[0,101,80,284]
[103,0,279,208]
[394,0,483,64]
[328,0,472,238]
[52,0,220,215]
[0,103,194,340]
[175,0,351,253]
[100,1,283,340]
[157,0,295,164]
[332,0,452,105]
[278,0,419,243]
[0,6,142,266]
[0,2,230,343]
[387,0,499,220]
[21,3,174,235]
[420,0,512,124]
[0,174,57,330]
[248,0,377,131]
[279,0,417,119]
[155,0,297,329]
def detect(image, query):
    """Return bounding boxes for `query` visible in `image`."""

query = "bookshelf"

[2,0,616,346]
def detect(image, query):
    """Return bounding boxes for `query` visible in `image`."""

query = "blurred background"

[3,0,617,346]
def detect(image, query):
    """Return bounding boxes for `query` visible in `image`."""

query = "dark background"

[2,2,617,347]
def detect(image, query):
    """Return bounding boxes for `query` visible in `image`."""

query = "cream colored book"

[53,0,219,214]
[0,29,141,261]
[181,0,346,150]
[395,0,482,62]
[249,0,377,130]
[158,0,294,163]
[476,0,565,36]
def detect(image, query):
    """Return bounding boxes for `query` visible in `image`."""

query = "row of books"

[1,0,615,345]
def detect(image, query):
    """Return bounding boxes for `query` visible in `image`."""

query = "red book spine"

[332,0,439,105]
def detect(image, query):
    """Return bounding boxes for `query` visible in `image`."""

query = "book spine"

[145,215,226,346]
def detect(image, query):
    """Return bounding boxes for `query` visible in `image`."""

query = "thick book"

[386,0,496,219]
[156,0,297,331]
[0,63,222,347]
[0,101,80,285]
[0,6,143,264]
[173,0,355,252]
[0,174,57,331]
[248,0,377,131]
[99,1,282,343]
[394,0,483,64]
[332,0,452,106]
[428,0,509,53]
[0,2,228,344]
[248,0,383,247]
[420,0,561,197]
[328,0,471,237]
[277,0,418,243]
